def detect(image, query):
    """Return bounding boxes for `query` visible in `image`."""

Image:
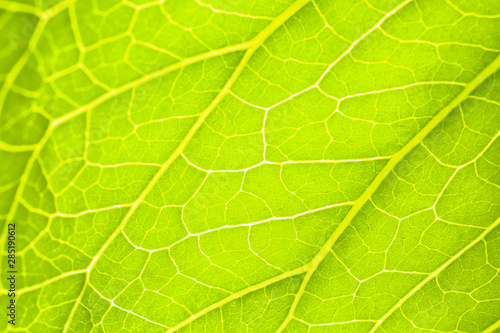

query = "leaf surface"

[1,0,500,332]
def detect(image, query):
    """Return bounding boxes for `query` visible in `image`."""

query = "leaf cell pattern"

[0,0,499,332]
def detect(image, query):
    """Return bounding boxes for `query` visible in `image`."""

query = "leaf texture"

[0,0,500,332]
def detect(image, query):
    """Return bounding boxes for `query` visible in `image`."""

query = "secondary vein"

[59,0,313,329]
[277,51,500,332]
[370,216,500,332]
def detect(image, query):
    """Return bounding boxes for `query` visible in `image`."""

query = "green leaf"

[1,0,500,332]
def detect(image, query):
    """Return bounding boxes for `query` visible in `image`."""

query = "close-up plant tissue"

[0,0,499,332]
